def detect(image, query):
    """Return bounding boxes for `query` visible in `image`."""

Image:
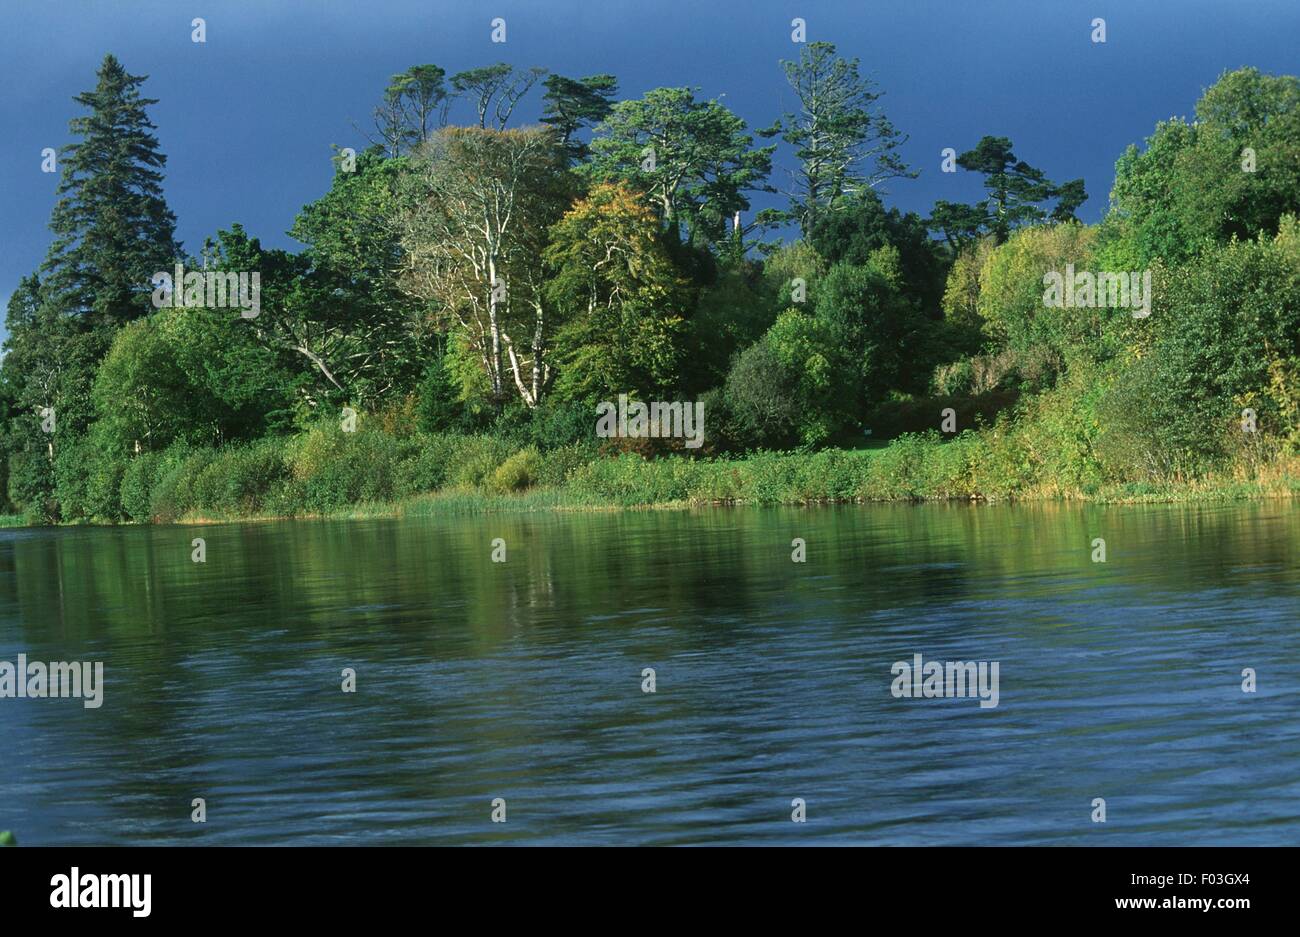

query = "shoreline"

[5,468,1296,528]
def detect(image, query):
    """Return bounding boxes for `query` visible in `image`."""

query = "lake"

[1,501,1297,845]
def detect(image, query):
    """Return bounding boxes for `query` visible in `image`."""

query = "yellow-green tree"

[544,183,689,400]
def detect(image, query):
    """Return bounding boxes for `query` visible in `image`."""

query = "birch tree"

[397,126,571,408]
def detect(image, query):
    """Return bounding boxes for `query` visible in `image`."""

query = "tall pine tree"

[1,54,178,513]
[43,53,179,333]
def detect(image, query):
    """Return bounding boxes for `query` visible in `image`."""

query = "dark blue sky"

[2,0,1297,344]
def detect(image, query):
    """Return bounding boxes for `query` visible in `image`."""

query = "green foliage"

[814,250,932,406]
[524,398,598,450]
[397,125,572,408]
[488,447,542,494]
[416,350,465,433]
[864,390,1019,440]
[2,54,178,459]
[930,136,1086,247]
[287,425,413,511]
[442,435,517,489]
[541,73,618,161]
[724,341,802,449]
[373,64,448,155]
[53,433,125,521]
[532,443,596,488]
[1107,68,1300,266]
[43,55,179,332]
[449,63,547,130]
[6,61,1300,525]
[92,317,202,450]
[8,447,56,523]
[809,189,947,314]
[679,261,779,395]
[120,451,164,522]
[287,152,423,404]
[761,241,827,304]
[975,223,1105,371]
[1098,222,1300,476]
[586,86,775,244]
[545,183,689,400]
[726,309,848,448]
[766,41,914,234]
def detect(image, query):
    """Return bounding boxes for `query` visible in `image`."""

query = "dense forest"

[3,48,1299,523]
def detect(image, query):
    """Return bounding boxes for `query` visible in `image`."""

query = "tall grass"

[21,411,1300,526]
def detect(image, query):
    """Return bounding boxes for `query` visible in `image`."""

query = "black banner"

[0,846,1276,923]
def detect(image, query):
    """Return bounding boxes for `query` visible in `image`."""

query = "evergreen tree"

[763,42,915,236]
[929,136,1086,246]
[586,87,775,246]
[0,54,177,514]
[372,64,449,156]
[43,53,179,334]
[540,73,619,162]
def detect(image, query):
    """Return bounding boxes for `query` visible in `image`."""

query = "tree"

[809,188,948,315]
[541,73,619,161]
[727,309,848,447]
[1,54,177,515]
[927,200,992,252]
[974,223,1101,369]
[764,41,914,235]
[1106,68,1300,266]
[683,258,779,394]
[91,317,206,450]
[724,339,804,448]
[396,126,573,408]
[450,64,548,130]
[544,182,688,400]
[10,54,181,446]
[288,149,426,403]
[814,248,931,408]
[930,136,1086,245]
[586,87,775,245]
[938,236,997,353]
[1102,219,1300,475]
[0,276,96,515]
[90,294,295,453]
[372,65,449,156]
[43,54,179,335]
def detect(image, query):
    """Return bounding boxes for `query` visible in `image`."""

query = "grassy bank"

[16,420,1293,527]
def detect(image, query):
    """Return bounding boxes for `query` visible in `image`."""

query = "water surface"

[1,502,1297,844]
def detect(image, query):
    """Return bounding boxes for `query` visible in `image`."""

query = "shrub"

[443,434,515,490]
[120,451,165,522]
[149,446,211,522]
[6,447,55,523]
[290,426,418,511]
[395,433,456,495]
[216,441,290,513]
[527,398,597,450]
[54,436,126,521]
[533,443,596,488]
[488,447,542,494]
[725,333,806,450]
